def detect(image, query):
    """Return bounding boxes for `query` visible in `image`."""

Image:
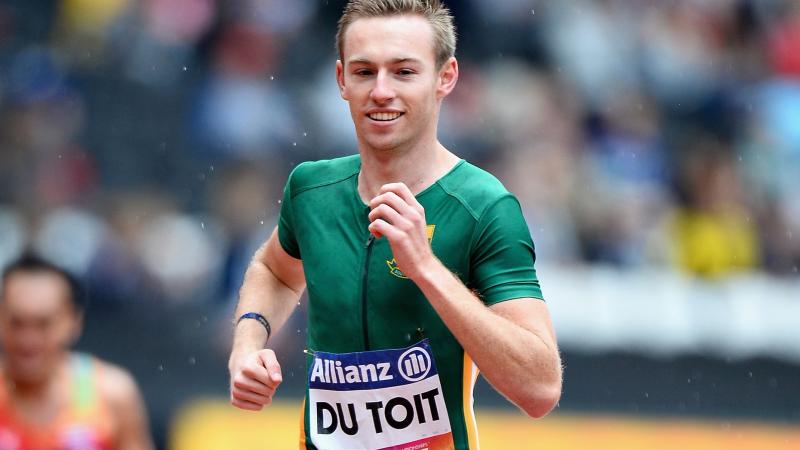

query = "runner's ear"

[436,57,458,99]
[336,60,348,100]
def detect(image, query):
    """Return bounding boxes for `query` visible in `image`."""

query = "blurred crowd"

[1,0,799,308]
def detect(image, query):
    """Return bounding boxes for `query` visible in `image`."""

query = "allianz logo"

[398,346,431,382]
[309,346,432,385]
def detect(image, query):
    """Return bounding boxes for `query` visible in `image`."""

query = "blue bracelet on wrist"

[237,312,272,339]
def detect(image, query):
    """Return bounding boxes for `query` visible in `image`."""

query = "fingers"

[231,385,273,408]
[230,349,282,411]
[259,350,283,385]
[368,184,424,235]
[231,374,274,411]
[368,203,412,232]
[383,183,423,214]
[231,396,266,411]
[369,191,416,217]
[233,375,276,397]
[377,183,424,214]
[368,218,401,242]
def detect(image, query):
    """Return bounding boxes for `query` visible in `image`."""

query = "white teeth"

[369,112,402,121]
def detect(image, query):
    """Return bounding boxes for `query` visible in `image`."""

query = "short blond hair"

[336,0,457,69]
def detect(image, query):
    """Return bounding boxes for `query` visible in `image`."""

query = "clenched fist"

[229,348,283,411]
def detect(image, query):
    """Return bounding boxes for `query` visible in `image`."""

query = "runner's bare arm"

[103,363,155,450]
[229,228,306,410]
[369,183,562,418]
[420,280,561,418]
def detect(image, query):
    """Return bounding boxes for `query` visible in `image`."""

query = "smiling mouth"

[368,112,404,122]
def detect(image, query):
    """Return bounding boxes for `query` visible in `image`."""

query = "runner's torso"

[0,354,114,450]
[279,155,543,449]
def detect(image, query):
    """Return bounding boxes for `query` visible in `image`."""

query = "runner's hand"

[229,348,283,411]
[368,182,435,280]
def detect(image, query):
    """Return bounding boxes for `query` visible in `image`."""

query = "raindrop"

[303,132,308,137]
[260,220,265,225]
[297,329,301,334]
[531,9,535,15]
[748,371,753,378]
[189,357,197,365]
[644,392,649,398]
[158,365,164,371]
[270,75,275,81]
[292,142,297,146]
[200,222,205,230]
[278,200,282,204]
[182,66,187,71]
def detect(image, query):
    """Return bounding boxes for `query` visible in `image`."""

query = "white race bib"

[308,339,454,450]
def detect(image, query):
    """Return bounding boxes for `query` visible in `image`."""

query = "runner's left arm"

[368,183,562,418]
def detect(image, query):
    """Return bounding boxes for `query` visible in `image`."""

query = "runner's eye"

[354,69,373,77]
[397,69,415,76]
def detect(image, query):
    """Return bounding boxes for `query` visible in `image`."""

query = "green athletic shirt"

[278,154,543,450]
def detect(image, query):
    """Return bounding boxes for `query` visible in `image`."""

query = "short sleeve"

[277,167,301,259]
[469,194,544,305]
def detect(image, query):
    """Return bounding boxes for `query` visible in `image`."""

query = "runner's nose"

[370,71,395,104]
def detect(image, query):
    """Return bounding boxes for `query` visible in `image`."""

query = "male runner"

[229,1,562,448]
[0,255,154,450]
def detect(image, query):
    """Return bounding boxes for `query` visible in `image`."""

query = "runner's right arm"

[229,227,306,411]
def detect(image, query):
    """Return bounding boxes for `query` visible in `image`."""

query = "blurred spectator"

[189,22,299,160]
[639,2,727,109]
[96,0,215,88]
[52,0,131,69]
[34,207,108,276]
[208,160,282,302]
[574,91,672,266]
[766,4,800,78]
[0,47,96,210]
[135,211,225,304]
[542,0,639,108]
[670,140,760,277]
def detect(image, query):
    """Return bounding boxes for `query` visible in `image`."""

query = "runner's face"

[0,272,81,384]
[337,15,456,152]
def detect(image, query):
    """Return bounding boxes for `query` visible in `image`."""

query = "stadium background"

[0,0,799,448]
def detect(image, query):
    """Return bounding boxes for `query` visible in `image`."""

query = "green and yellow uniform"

[279,155,543,450]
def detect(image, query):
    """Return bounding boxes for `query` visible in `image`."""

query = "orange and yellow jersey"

[0,353,114,450]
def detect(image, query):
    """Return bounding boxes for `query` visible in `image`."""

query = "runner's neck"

[358,142,460,202]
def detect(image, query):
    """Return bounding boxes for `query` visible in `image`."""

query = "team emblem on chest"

[387,225,436,279]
